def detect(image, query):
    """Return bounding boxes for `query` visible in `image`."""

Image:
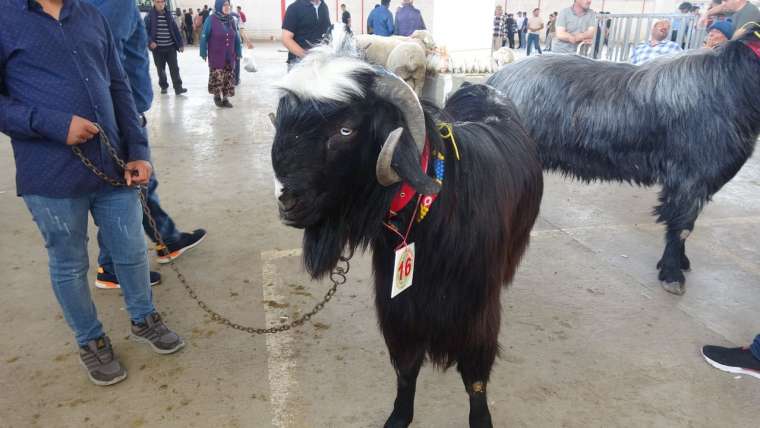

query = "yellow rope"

[437,123,460,161]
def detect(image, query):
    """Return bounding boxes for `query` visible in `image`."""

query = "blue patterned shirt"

[85,0,153,114]
[630,40,683,65]
[0,0,149,197]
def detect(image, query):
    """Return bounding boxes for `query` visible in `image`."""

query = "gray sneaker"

[129,312,185,354]
[79,336,127,386]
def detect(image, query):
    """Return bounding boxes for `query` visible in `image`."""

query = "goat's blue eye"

[340,128,353,136]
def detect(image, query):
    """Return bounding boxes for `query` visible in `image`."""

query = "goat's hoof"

[660,280,686,295]
[384,412,412,428]
[658,266,686,295]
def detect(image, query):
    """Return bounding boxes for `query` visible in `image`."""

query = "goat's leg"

[655,184,703,295]
[384,349,424,428]
[657,239,693,273]
[457,346,497,428]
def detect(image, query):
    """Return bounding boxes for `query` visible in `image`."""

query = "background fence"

[579,13,707,61]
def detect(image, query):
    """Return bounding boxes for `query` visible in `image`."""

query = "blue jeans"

[24,188,156,346]
[752,334,760,360]
[527,33,542,56]
[98,127,181,273]
[518,30,525,48]
[98,173,181,272]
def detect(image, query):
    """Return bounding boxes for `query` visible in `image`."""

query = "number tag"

[391,243,415,298]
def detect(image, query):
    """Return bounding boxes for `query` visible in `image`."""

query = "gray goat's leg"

[655,183,703,295]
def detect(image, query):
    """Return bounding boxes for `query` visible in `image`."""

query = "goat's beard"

[302,214,349,279]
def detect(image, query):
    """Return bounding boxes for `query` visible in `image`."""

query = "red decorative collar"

[388,137,431,216]
[747,40,760,58]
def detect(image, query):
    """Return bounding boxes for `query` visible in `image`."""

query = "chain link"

[72,124,350,335]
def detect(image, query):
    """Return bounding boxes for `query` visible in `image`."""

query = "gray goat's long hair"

[488,27,760,295]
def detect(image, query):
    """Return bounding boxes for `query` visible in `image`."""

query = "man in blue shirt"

[0,0,184,386]
[394,0,425,36]
[368,0,394,36]
[85,0,207,291]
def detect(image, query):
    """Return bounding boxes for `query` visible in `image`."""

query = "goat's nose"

[278,192,297,211]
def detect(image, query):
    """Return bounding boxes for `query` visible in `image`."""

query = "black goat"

[488,25,760,295]
[270,38,543,427]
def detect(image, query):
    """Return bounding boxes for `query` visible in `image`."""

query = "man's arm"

[0,54,74,144]
[554,11,574,42]
[706,3,730,17]
[281,7,307,58]
[282,30,306,58]
[170,12,184,51]
[577,25,596,43]
[555,26,575,42]
[103,17,150,166]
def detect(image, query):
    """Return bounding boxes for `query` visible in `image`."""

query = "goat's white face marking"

[680,230,691,240]
[273,176,284,201]
[275,50,374,103]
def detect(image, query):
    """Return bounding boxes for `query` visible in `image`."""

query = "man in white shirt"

[527,8,545,56]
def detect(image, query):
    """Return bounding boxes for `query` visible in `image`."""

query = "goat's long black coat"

[372,85,543,369]
[488,39,760,240]
[274,81,543,375]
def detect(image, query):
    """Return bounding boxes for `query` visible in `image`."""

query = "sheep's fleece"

[355,30,437,95]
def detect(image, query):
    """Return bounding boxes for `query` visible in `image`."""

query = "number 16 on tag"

[391,243,415,298]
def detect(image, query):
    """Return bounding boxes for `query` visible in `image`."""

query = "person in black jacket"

[281,0,332,70]
[184,9,194,44]
[504,13,517,48]
[145,0,188,94]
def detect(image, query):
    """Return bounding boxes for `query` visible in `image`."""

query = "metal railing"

[579,13,707,62]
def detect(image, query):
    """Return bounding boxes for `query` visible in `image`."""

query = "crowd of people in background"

[492,0,759,62]
[139,1,253,107]
[366,0,426,37]
[494,6,562,55]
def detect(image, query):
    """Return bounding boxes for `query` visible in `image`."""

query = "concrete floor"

[1,43,759,428]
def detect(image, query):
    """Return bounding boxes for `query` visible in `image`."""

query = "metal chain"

[71,124,350,335]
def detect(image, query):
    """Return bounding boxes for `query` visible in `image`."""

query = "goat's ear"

[376,127,440,195]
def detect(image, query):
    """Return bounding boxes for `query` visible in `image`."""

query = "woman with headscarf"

[200,0,242,108]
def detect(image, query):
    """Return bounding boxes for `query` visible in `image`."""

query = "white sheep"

[355,30,438,96]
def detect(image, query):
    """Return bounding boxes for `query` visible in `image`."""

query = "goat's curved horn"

[376,127,404,186]
[372,71,426,154]
[268,112,276,126]
[376,127,440,195]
